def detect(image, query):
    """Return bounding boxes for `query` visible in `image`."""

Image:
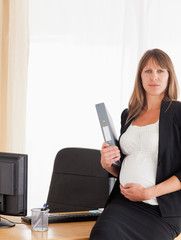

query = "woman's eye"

[145,70,151,73]
[158,69,164,73]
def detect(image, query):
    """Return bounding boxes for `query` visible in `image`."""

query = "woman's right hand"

[100,142,121,170]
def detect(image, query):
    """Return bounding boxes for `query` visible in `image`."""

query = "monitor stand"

[0,216,15,228]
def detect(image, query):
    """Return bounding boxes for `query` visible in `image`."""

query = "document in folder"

[95,102,120,165]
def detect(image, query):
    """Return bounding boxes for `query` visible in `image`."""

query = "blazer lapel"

[121,120,132,135]
[158,100,174,164]
[120,110,133,135]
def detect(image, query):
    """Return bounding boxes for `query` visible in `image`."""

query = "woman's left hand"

[120,183,151,201]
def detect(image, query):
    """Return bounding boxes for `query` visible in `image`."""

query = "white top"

[119,121,159,205]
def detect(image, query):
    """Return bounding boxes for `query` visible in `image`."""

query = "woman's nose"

[151,71,158,80]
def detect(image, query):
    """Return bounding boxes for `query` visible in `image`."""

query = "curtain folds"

[0,0,29,153]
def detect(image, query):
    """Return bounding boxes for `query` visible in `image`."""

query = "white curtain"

[27,0,181,210]
[0,0,29,153]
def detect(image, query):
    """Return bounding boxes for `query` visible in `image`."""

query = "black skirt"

[89,194,181,240]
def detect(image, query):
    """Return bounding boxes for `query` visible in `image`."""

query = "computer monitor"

[0,152,28,228]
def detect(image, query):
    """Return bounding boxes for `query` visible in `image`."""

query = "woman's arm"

[120,175,181,202]
[100,142,121,177]
[148,175,181,199]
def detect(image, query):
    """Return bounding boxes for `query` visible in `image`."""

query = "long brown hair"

[127,48,179,122]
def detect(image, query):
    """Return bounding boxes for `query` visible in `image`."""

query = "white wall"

[27,0,181,213]
[27,0,125,212]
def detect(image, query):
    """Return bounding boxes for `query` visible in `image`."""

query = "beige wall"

[0,0,9,151]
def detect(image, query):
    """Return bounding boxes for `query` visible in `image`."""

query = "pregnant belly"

[119,152,157,188]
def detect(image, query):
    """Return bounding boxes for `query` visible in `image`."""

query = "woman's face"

[141,58,169,98]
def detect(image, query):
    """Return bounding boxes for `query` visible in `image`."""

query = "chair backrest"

[46,147,113,213]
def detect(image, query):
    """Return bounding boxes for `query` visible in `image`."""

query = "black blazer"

[107,100,181,218]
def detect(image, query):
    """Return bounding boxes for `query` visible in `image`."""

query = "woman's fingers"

[101,142,120,167]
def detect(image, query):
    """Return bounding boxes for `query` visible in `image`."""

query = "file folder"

[95,102,120,166]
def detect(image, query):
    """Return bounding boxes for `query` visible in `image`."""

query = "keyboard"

[21,211,102,224]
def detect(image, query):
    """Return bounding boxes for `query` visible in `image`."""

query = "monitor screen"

[0,152,28,228]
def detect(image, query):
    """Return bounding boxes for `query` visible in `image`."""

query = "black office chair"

[46,147,115,213]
